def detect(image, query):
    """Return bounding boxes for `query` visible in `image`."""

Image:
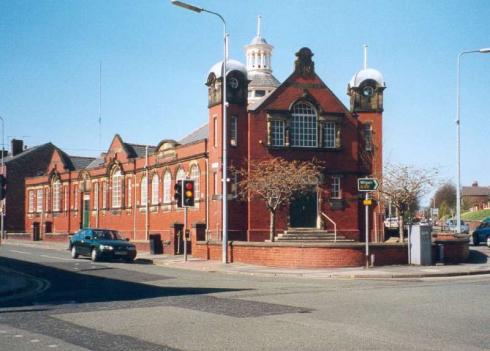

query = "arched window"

[290,102,317,147]
[151,174,159,205]
[112,169,122,208]
[176,168,185,183]
[52,179,61,212]
[163,171,172,204]
[190,165,200,202]
[140,175,147,206]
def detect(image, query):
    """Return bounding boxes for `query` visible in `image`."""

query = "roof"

[349,68,385,88]
[248,72,280,89]
[124,143,157,158]
[248,35,269,46]
[462,186,490,197]
[69,156,96,170]
[4,143,52,163]
[86,158,105,169]
[179,124,209,145]
[208,59,247,79]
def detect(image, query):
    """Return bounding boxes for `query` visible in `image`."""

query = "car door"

[78,229,92,255]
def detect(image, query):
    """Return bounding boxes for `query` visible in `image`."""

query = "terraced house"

[24,27,386,260]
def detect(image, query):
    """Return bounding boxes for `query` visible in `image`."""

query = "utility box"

[409,224,432,265]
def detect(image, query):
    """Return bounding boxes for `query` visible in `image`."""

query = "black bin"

[33,223,40,241]
[149,233,163,255]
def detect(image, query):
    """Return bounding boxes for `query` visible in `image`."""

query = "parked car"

[472,222,490,246]
[445,219,469,234]
[69,228,137,262]
[384,217,399,229]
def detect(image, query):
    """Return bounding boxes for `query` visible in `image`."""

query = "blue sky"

[1,0,489,203]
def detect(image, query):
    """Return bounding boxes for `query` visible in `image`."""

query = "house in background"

[462,181,490,211]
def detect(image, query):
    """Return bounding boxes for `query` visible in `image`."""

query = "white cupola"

[244,16,280,104]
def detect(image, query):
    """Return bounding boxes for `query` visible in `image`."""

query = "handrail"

[321,212,337,242]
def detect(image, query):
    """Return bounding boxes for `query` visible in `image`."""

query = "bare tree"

[381,163,439,241]
[235,157,321,242]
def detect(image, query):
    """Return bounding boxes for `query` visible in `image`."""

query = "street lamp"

[456,48,490,233]
[0,116,4,240]
[171,0,229,263]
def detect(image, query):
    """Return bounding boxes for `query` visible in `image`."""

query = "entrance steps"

[275,228,354,242]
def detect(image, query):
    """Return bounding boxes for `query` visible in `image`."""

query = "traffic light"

[183,180,195,207]
[174,180,183,208]
[0,175,6,200]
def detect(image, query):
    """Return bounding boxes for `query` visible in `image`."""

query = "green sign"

[358,178,379,192]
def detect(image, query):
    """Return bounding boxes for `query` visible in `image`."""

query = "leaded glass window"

[290,102,317,147]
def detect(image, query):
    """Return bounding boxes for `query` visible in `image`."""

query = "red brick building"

[25,38,386,254]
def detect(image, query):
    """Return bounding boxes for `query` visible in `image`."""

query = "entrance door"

[289,189,317,228]
[82,198,90,228]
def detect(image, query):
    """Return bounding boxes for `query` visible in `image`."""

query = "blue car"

[472,222,490,246]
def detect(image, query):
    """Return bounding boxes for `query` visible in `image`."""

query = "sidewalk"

[3,238,490,280]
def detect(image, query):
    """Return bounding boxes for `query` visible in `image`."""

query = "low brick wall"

[5,233,31,241]
[193,241,408,268]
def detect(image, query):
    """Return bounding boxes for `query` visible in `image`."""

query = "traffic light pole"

[184,206,188,262]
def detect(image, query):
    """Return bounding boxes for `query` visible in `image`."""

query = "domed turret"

[206,59,248,107]
[244,16,280,104]
[347,45,385,113]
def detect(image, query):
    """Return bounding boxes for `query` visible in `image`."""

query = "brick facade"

[23,47,386,261]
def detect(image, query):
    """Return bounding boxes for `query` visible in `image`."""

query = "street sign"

[363,199,372,206]
[358,178,379,192]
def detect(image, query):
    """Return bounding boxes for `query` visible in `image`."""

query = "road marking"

[9,250,31,255]
[30,339,40,343]
[40,255,72,261]
[14,334,23,338]
[48,344,58,348]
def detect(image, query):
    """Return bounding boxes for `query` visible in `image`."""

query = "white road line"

[48,344,58,348]
[40,255,72,261]
[14,334,23,338]
[30,339,40,343]
[9,250,31,255]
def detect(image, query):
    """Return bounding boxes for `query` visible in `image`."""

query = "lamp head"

[480,48,490,53]
[171,0,202,13]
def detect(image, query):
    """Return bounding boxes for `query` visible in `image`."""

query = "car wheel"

[91,248,99,262]
[124,257,134,263]
[473,235,479,246]
[71,246,79,259]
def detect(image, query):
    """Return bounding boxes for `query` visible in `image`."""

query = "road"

[1,243,490,351]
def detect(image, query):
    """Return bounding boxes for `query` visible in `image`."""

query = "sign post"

[358,178,379,268]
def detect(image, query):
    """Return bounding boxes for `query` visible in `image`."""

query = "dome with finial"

[348,45,385,88]
[208,59,248,79]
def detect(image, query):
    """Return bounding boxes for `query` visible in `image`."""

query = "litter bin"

[32,223,40,241]
[149,233,163,255]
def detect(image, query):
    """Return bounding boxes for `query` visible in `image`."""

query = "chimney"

[11,139,24,156]
[472,181,479,187]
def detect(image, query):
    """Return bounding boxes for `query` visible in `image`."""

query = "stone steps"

[275,228,354,242]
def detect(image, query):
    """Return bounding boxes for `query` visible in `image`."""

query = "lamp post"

[171,0,229,263]
[0,116,4,240]
[456,48,490,233]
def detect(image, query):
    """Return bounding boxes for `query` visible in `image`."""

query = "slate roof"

[248,72,280,89]
[178,124,209,145]
[86,158,105,169]
[69,156,96,170]
[4,143,52,163]
[124,143,157,158]
[462,186,490,197]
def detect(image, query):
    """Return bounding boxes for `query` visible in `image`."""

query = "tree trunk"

[269,210,276,242]
[398,209,404,242]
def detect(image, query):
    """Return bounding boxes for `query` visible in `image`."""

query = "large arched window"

[151,174,159,205]
[111,169,122,208]
[140,175,147,206]
[290,102,317,147]
[163,171,172,204]
[52,179,61,212]
[176,168,185,183]
[190,165,200,203]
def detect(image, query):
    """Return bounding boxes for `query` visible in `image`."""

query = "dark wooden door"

[289,189,317,228]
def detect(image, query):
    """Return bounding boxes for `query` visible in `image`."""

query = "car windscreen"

[93,230,123,240]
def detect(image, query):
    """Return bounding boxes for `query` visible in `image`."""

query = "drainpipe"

[145,146,149,241]
[132,166,136,241]
[205,157,209,240]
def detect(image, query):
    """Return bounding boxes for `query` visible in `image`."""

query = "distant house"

[2,139,57,233]
[462,181,490,211]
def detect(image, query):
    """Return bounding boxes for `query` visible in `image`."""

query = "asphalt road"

[1,243,490,351]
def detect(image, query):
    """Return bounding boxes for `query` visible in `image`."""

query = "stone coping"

[197,240,408,248]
